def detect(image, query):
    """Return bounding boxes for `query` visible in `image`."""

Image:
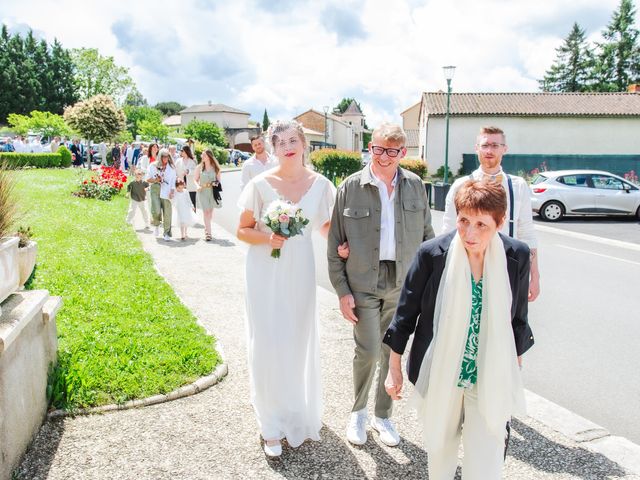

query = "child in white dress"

[174,180,198,240]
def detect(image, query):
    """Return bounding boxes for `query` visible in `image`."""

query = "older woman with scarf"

[383,180,534,480]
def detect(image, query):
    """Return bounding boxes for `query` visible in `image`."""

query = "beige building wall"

[401,102,421,131]
[421,116,640,173]
[180,111,249,129]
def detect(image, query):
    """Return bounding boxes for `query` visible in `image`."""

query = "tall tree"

[48,39,78,113]
[122,105,163,138]
[262,109,270,132]
[594,0,640,91]
[540,23,594,92]
[154,101,185,116]
[124,87,148,107]
[70,48,134,104]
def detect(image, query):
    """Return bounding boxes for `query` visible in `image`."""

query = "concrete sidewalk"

[17,223,640,479]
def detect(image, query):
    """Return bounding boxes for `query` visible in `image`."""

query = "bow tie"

[483,173,504,184]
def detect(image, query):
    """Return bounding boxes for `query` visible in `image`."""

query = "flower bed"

[73,166,127,201]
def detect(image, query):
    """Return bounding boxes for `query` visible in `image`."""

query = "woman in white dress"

[237,120,336,458]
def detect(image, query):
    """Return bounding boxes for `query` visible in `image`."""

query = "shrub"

[73,166,127,201]
[193,143,229,165]
[0,153,63,169]
[0,163,18,238]
[400,158,427,179]
[58,146,73,168]
[310,149,362,182]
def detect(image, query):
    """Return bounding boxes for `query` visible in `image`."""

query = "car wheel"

[540,201,564,221]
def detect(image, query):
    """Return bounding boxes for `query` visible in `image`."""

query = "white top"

[240,154,278,191]
[441,167,538,248]
[138,155,150,174]
[175,157,198,191]
[126,146,135,163]
[30,141,43,153]
[146,162,176,200]
[370,164,397,261]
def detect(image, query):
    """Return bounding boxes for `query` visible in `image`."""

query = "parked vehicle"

[361,151,371,166]
[530,169,640,221]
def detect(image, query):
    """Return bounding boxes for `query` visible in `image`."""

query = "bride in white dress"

[237,120,336,457]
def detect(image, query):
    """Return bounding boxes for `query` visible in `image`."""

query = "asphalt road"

[216,169,640,445]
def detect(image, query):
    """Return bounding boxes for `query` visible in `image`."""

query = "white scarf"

[410,233,526,452]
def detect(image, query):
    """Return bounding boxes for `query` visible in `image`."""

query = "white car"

[530,169,640,221]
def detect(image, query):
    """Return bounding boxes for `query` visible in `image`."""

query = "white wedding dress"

[238,173,336,447]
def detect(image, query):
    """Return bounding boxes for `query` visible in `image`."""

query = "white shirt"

[126,146,134,163]
[441,167,538,248]
[240,154,278,191]
[175,157,198,191]
[370,164,398,261]
[146,162,176,200]
[30,141,43,153]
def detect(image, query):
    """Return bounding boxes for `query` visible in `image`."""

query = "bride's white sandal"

[263,439,282,457]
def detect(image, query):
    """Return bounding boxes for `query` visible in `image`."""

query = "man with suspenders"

[442,126,540,302]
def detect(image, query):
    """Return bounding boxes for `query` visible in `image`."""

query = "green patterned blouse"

[458,276,483,388]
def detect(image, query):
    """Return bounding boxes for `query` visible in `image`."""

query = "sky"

[3,0,638,127]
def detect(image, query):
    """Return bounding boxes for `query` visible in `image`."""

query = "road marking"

[557,244,640,266]
[535,224,640,252]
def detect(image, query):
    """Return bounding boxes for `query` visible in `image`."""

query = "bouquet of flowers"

[264,199,310,258]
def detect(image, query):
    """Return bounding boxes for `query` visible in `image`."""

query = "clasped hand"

[269,233,287,249]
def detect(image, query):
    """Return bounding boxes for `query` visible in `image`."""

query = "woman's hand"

[269,233,287,249]
[337,241,350,259]
[385,352,403,400]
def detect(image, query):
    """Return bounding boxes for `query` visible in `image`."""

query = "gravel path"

[16,224,638,479]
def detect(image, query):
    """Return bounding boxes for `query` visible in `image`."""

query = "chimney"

[628,84,639,93]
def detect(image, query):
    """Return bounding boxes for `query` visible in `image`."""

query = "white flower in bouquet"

[263,199,310,258]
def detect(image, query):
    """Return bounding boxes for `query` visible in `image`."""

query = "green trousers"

[352,261,401,419]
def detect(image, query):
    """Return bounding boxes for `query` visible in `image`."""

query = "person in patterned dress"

[382,180,534,479]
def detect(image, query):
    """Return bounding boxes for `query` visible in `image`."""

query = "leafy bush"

[310,149,362,181]
[0,153,63,168]
[184,119,227,147]
[193,142,229,165]
[58,145,72,167]
[73,166,127,201]
[400,158,427,179]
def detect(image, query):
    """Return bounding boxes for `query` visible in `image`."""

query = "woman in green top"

[383,180,533,479]
[194,149,222,241]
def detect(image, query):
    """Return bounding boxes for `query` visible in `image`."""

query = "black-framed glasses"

[371,145,402,157]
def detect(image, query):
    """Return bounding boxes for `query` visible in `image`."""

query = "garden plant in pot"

[16,226,37,288]
[0,164,20,314]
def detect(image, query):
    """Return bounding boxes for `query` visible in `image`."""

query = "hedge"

[400,158,428,179]
[310,149,362,182]
[58,146,72,167]
[0,152,64,168]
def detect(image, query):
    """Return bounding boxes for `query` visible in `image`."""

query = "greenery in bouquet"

[73,166,127,201]
[263,199,310,258]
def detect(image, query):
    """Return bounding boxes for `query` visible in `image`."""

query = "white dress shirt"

[146,163,176,200]
[370,164,398,261]
[240,154,278,191]
[441,167,538,248]
[175,158,198,191]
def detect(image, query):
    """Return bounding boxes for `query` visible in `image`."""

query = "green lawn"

[16,169,220,410]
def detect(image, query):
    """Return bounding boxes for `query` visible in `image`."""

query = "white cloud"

[3,0,635,127]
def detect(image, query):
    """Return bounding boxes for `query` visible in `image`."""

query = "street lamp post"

[323,105,330,148]
[442,65,456,185]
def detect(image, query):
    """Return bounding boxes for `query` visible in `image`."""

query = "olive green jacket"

[327,166,435,298]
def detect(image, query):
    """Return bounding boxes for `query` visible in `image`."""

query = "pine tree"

[262,109,270,132]
[539,23,594,92]
[594,0,640,91]
[48,39,78,114]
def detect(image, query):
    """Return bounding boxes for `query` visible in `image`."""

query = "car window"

[557,174,589,187]
[531,174,547,185]
[592,175,625,190]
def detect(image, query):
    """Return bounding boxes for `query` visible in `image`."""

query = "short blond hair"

[478,126,506,143]
[372,123,406,146]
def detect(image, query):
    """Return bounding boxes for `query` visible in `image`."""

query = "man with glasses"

[442,126,540,301]
[328,123,434,447]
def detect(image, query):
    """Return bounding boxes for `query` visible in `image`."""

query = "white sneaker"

[154,225,160,236]
[263,440,282,457]
[163,234,171,241]
[371,416,400,447]
[346,409,368,445]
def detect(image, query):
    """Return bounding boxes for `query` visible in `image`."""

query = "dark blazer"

[383,230,534,385]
